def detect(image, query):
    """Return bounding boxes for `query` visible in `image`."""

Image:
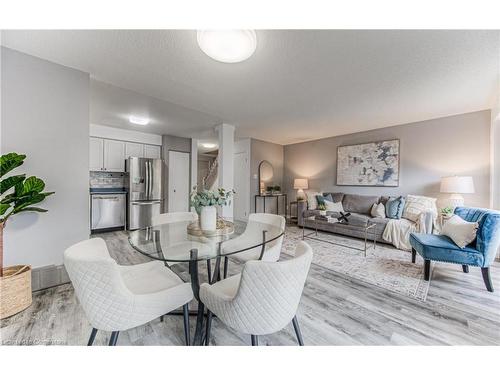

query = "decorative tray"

[187,218,235,238]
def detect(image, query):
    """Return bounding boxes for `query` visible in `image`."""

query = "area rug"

[282,226,431,301]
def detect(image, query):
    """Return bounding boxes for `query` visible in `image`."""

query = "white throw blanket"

[383,218,417,250]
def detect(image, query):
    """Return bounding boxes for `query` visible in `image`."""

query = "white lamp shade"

[440,176,475,194]
[293,178,309,190]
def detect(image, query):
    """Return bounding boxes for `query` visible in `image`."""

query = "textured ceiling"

[2,30,499,144]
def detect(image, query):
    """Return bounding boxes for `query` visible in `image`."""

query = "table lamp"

[293,178,309,201]
[440,176,474,207]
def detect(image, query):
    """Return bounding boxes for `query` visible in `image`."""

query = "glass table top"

[128,219,285,262]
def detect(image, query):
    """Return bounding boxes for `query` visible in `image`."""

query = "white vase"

[200,206,217,232]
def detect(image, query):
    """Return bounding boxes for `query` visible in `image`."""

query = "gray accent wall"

[251,138,284,214]
[284,110,491,208]
[1,47,90,268]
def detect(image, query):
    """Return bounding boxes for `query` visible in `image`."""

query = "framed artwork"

[336,139,400,186]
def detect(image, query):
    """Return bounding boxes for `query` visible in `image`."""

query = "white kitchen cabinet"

[103,139,126,172]
[89,137,104,171]
[144,144,161,159]
[125,142,144,159]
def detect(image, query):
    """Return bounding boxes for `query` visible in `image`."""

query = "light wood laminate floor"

[1,230,499,345]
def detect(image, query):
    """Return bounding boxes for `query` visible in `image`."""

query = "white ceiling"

[2,30,499,145]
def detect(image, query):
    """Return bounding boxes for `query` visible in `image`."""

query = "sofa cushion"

[368,216,390,228]
[342,194,379,215]
[323,192,344,203]
[346,213,370,227]
[410,233,484,266]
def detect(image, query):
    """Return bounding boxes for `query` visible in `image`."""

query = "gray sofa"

[297,192,433,244]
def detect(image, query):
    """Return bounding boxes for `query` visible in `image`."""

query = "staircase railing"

[202,157,218,190]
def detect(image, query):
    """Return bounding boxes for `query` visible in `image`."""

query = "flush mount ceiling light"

[201,142,217,149]
[129,115,150,125]
[197,30,257,63]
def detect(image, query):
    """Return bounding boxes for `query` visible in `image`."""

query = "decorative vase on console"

[190,187,234,232]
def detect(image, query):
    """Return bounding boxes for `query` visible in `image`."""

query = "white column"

[216,124,235,218]
[190,139,198,212]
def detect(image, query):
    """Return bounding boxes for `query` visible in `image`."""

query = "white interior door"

[168,151,190,212]
[234,151,249,221]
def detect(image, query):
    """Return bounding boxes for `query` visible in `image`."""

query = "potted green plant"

[318,203,327,216]
[0,152,54,319]
[190,187,234,232]
[440,206,454,218]
[272,185,281,195]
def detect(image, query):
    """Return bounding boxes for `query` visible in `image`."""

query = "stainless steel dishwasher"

[91,193,126,232]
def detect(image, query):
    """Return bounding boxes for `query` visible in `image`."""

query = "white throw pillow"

[402,195,437,223]
[371,203,386,218]
[306,191,319,210]
[441,215,479,249]
[325,200,344,212]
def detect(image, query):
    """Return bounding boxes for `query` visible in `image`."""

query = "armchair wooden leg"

[424,260,431,281]
[481,267,494,292]
[87,328,98,346]
[411,249,416,264]
[183,303,191,346]
[462,265,469,273]
[251,335,258,346]
[292,316,304,346]
[108,331,119,346]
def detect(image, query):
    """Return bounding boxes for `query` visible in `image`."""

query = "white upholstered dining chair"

[200,240,313,346]
[152,211,198,226]
[64,238,193,346]
[221,213,286,277]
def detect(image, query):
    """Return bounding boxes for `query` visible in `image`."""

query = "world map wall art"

[336,139,400,186]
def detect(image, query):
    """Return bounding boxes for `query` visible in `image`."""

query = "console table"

[254,194,287,217]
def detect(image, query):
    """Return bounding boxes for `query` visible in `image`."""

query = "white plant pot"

[200,206,217,232]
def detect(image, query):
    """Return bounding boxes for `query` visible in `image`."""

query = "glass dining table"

[128,219,285,345]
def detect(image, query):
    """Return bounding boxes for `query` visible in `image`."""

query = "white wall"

[90,123,162,145]
[1,47,90,268]
[491,108,500,210]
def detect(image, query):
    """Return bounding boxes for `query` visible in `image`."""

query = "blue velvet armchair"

[409,207,500,292]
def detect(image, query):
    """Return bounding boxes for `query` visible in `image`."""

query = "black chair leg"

[207,259,212,282]
[205,310,213,346]
[424,260,431,281]
[251,335,258,346]
[292,316,304,346]
[109,331,119,346]
[183,303,191,346]
[462,265,469,273]
[481,267,494,292]
[223,256,229,279]
[87,328,98,346]
[160,315,164,322]
[411,248,416,264]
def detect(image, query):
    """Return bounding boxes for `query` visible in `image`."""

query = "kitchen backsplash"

[89,171,126,188]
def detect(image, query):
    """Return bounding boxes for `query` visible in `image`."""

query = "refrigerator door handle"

[145,160,149,200]
[149,161,153,198]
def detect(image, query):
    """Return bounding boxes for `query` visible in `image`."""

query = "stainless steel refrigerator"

[126,157,163,230]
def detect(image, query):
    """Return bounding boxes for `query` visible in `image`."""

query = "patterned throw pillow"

[385,196,405,219]
[325,200,344,212]
[371,203,386,218]
[306,191,320,210]
[402,195,437,223]
[316,195,326,206]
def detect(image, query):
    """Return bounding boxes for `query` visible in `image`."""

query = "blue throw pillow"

[385,196,405,219]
